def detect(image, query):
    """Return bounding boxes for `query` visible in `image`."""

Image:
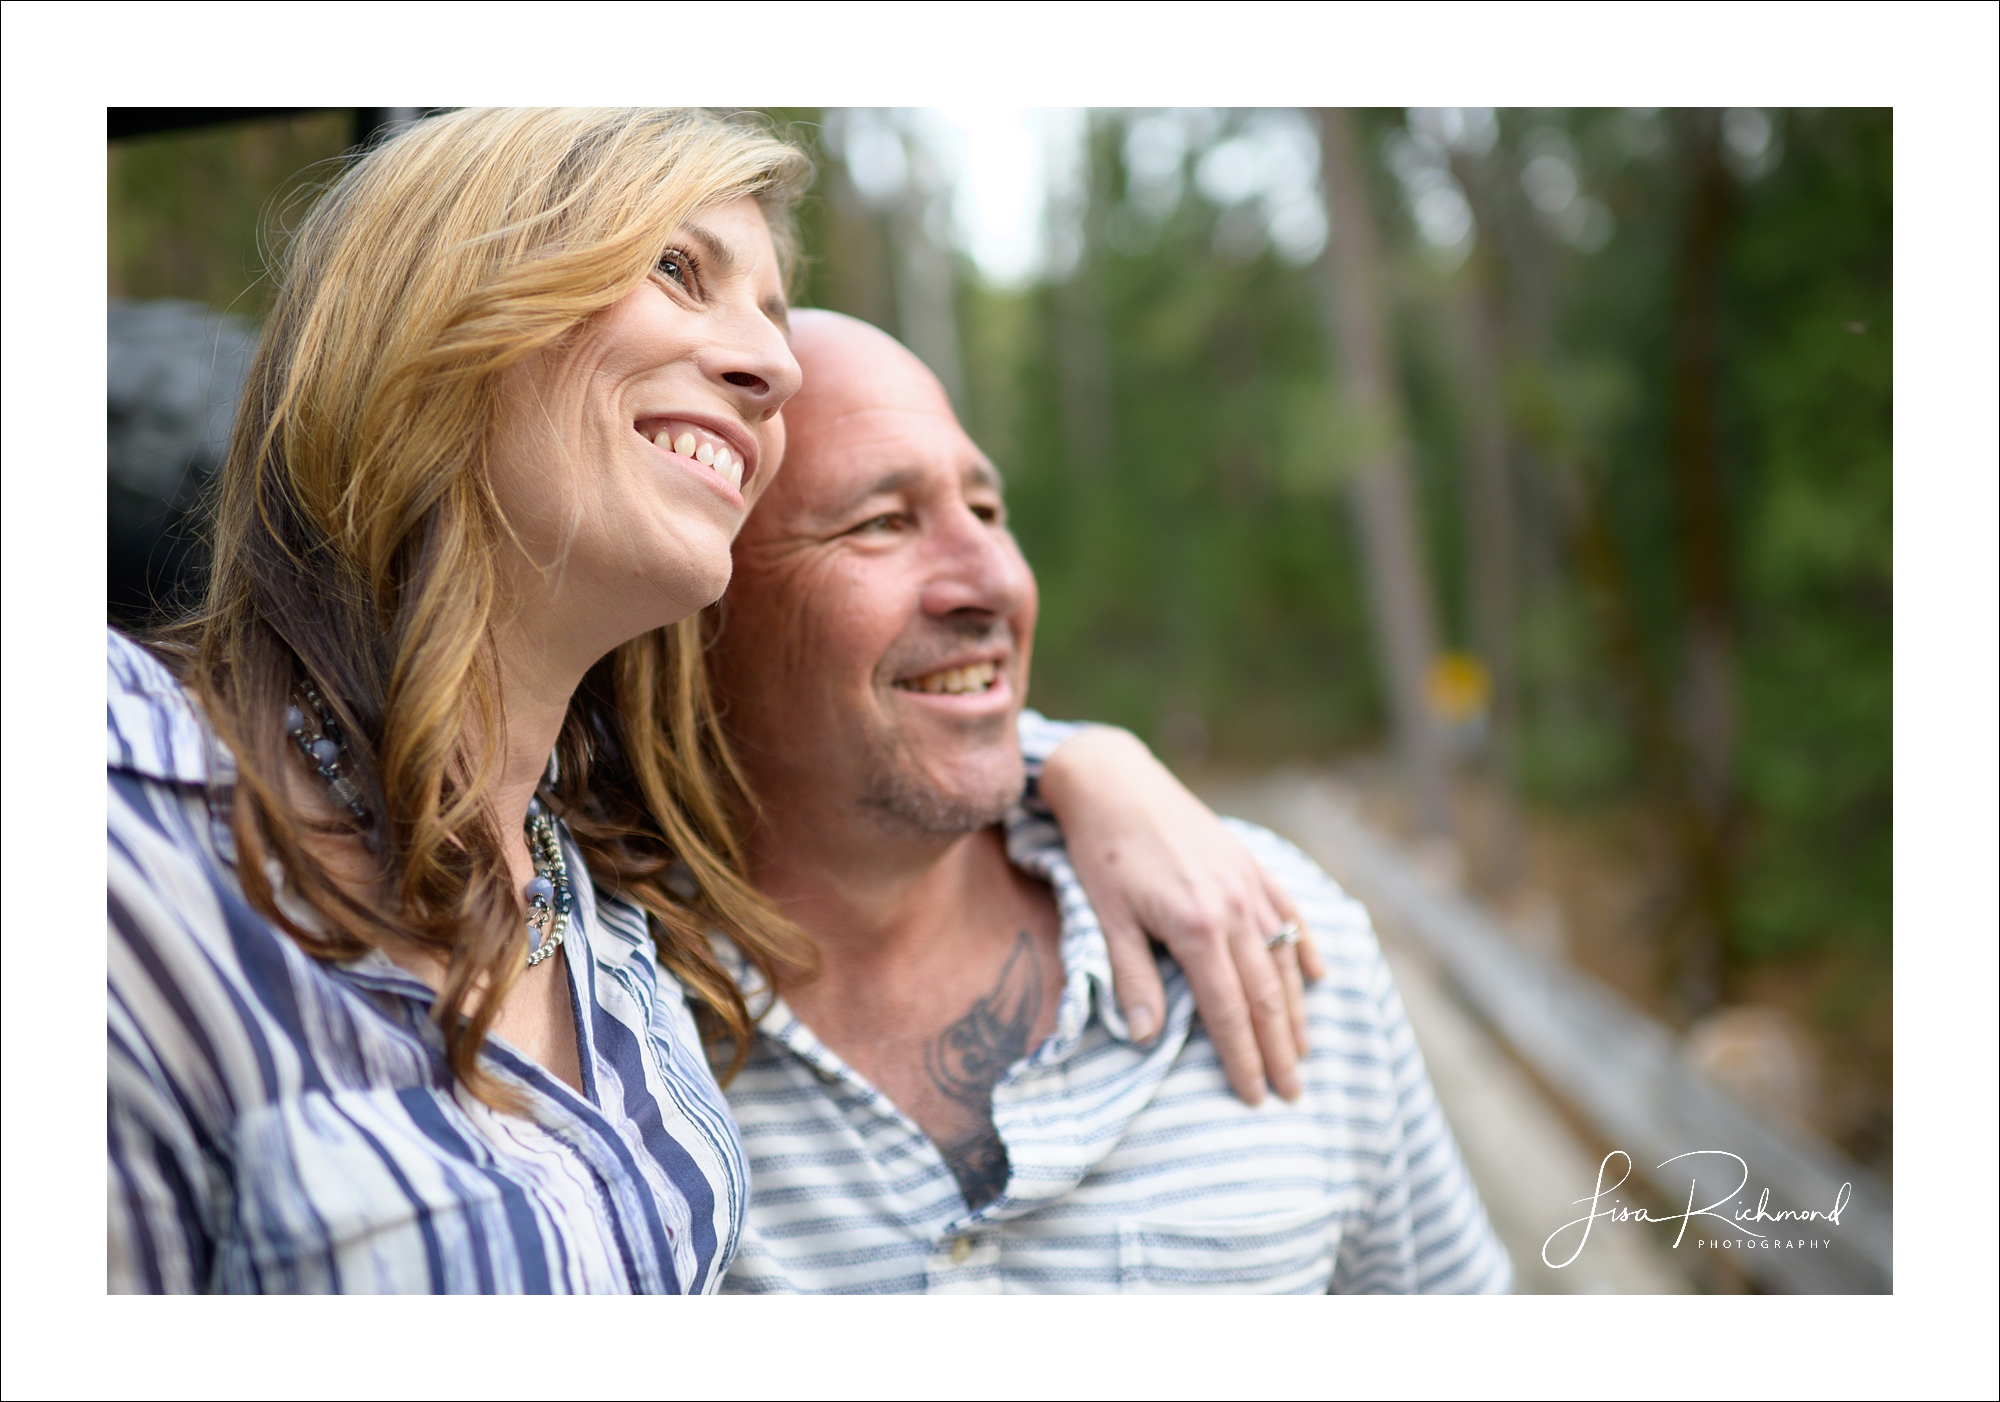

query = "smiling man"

[709,310,1509,1293]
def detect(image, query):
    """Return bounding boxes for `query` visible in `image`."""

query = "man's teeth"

[902,661,1000,695]
[650,424,743,490]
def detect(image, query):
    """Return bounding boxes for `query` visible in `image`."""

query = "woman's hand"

[1037,726,1325,1104]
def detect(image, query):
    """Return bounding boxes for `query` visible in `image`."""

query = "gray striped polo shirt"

[720,718,1512,1294]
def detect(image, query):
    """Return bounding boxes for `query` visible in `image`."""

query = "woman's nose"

[713,312,802,419]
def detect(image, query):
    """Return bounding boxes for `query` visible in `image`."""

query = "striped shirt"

[720,713,1512,1294]
[107,630,746,1293]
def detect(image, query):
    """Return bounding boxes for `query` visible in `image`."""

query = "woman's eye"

[657,249,693,289]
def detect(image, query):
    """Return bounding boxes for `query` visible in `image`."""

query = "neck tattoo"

[285,683,573,969]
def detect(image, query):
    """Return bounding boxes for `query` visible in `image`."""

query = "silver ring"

[1264,920,1302,950]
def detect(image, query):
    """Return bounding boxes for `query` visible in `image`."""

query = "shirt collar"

[730,833,1140,1093]
[1013,839,1137,1050]
[107,629,230,787]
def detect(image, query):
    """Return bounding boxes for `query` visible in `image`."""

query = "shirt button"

[949,1236,973,1265]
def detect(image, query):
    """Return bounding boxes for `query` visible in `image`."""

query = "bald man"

[707,310,1509,1294]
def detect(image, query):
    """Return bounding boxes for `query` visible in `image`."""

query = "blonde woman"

[108,108,1313,1293]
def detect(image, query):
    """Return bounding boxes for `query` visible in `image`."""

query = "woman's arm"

[1029,720,1324,1105]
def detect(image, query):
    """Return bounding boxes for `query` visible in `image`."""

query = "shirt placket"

[924,1226,1003,1293]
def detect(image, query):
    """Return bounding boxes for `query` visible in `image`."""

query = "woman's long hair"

[154,108,818,1103]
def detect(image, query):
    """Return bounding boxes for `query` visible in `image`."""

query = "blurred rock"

[108,299,257,625]
[1500,887,1568,958]
[1683,1005,1820,1132]
[1411,835,1464,890]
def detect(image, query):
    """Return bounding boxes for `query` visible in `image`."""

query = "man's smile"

[895,659,1001,695]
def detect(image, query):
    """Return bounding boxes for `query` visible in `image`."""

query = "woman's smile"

[635,414,756,493]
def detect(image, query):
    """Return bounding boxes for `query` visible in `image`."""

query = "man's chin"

[858,745,1026,838]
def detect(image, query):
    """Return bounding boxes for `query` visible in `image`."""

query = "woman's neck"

[484,620,598,886]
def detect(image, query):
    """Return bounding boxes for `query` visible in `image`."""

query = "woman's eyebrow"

[678,223,737,275]
[680,221,786,330]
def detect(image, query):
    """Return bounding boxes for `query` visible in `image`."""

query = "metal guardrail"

[1252,773,1892,1294]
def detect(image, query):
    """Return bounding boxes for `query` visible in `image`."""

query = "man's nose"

[918,505,1031,619]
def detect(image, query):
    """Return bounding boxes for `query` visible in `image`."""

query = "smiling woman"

[111,109,819,1293]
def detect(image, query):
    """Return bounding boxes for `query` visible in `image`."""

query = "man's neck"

[752,804,1063,1213]
[750,813,1009,993]
[749,800,1065,1214]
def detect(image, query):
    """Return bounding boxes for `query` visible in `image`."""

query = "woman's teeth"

[900,661,1000,695]
[648,422,743,490]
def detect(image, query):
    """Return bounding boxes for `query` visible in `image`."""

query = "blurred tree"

[1444,146,1526,889]
[1317,108,1455,839]
[1661,108,1740,1013]
[1725,110,1891,989]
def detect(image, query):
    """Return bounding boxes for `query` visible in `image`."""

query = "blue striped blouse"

[107,630,746,1293]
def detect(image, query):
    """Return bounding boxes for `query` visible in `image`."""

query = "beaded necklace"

[285,682,573,968]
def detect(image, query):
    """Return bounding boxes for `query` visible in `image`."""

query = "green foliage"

[946,108,1891,980]
[107,112,353,317]
[975,128,1383,763]
[1727,111,1892,961]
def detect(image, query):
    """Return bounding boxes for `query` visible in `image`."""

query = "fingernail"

[1125,1004,1157,1042]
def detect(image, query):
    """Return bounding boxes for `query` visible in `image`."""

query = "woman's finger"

[1175,931,1266,1105]
[1277,939,1308,1058]
[1240,880,1311,1072]
[1231,920,1302,1102]
[1096,906,1168,1045]
[1262,867,1325,985]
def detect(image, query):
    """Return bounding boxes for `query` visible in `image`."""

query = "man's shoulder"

[1216,817,1372,937]
[1212,816,1391,1002]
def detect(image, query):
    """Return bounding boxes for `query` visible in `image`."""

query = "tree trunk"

[1053,116,1117,481]
[1317,108,1454,839]
[1444,142,1531,892]
[1663,108,1740,1013]
[1453,267,1525,889]
[887,116,966,413]
[818,136,898,333]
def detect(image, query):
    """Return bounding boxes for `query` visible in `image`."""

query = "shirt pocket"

[1117,1197,1344,1294]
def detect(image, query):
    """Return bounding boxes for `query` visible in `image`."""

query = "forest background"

[107,106,1892,1172]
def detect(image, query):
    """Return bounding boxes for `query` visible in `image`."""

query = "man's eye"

[971,503,1001,525]
[854,514,905,534]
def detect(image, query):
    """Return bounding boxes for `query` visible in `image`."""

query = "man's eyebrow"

[839,467,925,508]
[816,462,1005,526]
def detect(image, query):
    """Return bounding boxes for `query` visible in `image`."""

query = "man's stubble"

[857,617,1025,837]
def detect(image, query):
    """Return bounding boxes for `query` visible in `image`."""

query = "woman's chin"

[653,554,734,625]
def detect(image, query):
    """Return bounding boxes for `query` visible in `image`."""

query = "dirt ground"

[1190,754,1893,1180]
